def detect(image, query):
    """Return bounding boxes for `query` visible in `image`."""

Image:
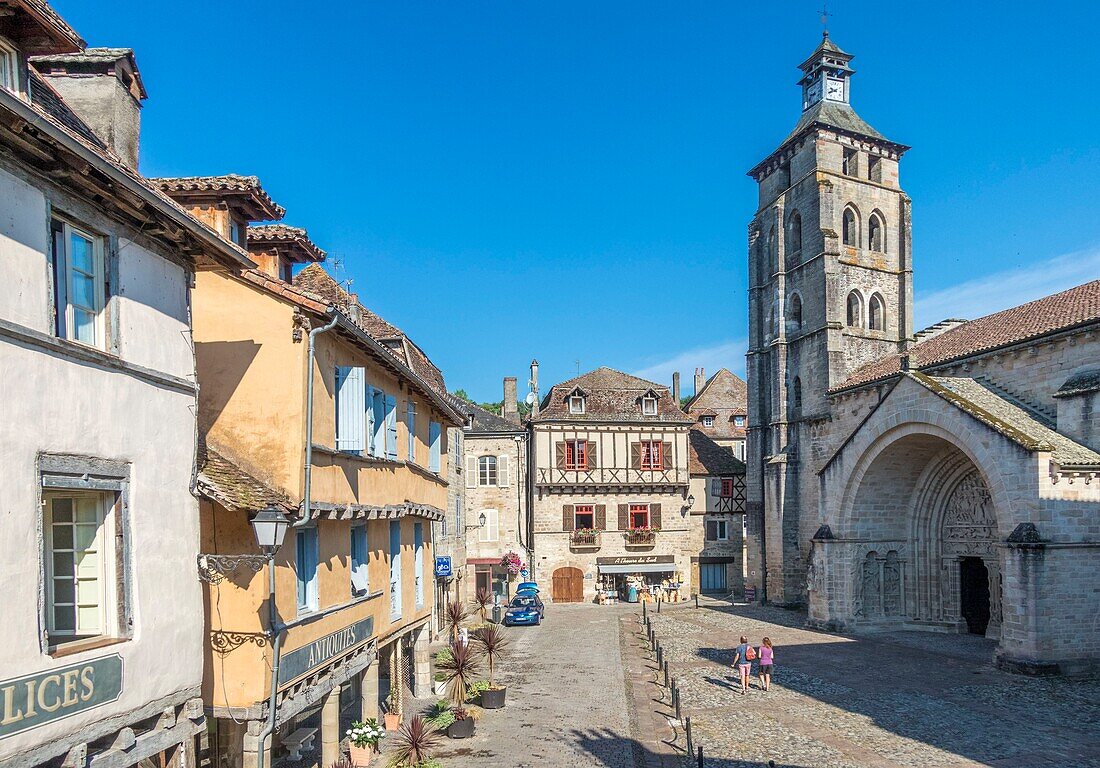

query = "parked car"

[502,592,544,626]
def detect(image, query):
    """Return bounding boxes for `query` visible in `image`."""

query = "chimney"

[694,368,705,396]
[31,49,147,169]
[529,359,540,417]
[503,377,519,424]
[672,371,681,403]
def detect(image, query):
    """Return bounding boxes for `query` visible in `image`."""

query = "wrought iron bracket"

[197,553,269,584]
[210,629,271,655]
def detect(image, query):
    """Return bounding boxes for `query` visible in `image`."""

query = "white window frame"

[0,37,17,93]
[641,396,658,416]
[705,517,729,542]
[478,509,499,543]
[44,491,118,643]
[702,415,715,427]
[569,395,586,414]
[478,455,498,486]
[733,416,745,427]
[53,219,106,349]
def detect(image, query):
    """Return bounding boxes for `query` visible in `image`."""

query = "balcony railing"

[623,528,657,546]
[537,467,687,487]
[570,529,601,549]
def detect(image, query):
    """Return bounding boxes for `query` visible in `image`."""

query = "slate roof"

[247,224,326,263]
[782,99,887,146]
[834,280,1100,393]
[465,402,523,435]
[27,69,103,148]
[534,367,692,424]
[1054,368,1100,399]
[688,428,746,476]
[912,373,1100,467]
[152,174,286,221]
[196,445,293,512]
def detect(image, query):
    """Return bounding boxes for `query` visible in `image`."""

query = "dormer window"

[702,415,715,428]
[733,416,746,427]
[569,395,586,414]
[0,38,18,93]
[641,396,658,416]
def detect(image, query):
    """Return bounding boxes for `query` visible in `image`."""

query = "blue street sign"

[435,556,453,578]
[520,568,529,578]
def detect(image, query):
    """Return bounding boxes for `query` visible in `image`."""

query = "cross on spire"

[819,3,832,38]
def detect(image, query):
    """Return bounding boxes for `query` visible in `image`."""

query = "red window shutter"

[661,442,672,470]
[586,441,597,469]
[651,503,662,530]
[617,504,628,530]
[562,504,575,532]
[595,504,606,530]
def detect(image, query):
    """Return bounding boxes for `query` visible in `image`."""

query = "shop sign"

[279,617,373,687]
[434,556,452,578]
[596,555,675,567]
[744,585,758,602]
[0,654,123,739]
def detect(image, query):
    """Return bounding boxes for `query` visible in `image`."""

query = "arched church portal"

[843,433,1002,638]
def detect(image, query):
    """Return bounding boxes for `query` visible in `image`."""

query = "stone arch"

[842,204,860,247]
[786,209,803,258]
[788,291,803,330]
[846,289,864,327]
[868,291,886,331]
[868,209,887,253]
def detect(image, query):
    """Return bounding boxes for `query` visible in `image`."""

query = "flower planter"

[348,745,373,767]
[433,678,447,697]
[447,717,475,739]
[383,712,401,731]
[481,686,506,709]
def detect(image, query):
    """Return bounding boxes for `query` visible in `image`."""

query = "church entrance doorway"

[959,557,991,635]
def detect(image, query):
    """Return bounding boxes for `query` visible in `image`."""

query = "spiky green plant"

[384,715,443,768]
[444,599,468,644]
[435,639,483,708]
[472,587,493,623]
[473,622,510,690]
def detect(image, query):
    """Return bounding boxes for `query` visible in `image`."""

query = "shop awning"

[598,563,676,574]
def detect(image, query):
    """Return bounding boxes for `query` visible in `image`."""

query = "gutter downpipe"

[257,310,339,768]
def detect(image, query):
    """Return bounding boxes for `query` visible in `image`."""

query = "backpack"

[745,645,756,661]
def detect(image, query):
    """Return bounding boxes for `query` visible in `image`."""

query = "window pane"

[53,606,75,632]
[74,523,97,551]
[52,498,73,521]
[75,497,99,523]
[53,552,74,577]
[69,233,94,273]
[76,577,99,603]
[73,309,96,344]
[71,272,96,309]
[52,523,73,549]
[53,577,74,603]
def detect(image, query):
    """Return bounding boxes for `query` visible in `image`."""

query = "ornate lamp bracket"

[197,553,269,584]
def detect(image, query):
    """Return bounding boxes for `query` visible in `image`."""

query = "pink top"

[759,646,773,665]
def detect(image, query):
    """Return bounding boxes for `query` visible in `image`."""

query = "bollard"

[694,593,699,609]
[685,716,693,757]
[656,644,663,668]
[697,745,703,768]
[642,600,647,620]
[657,597,661,613]
[662,659,669,688]
[673,682,681,721]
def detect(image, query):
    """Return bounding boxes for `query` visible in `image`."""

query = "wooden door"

[552,567,584,603]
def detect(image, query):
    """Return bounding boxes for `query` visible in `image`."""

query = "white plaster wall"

[0,342,202,760]
[0,165,50,333]
[116,238,193,380]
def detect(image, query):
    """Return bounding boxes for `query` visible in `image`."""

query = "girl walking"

[758,637,774,692]
[733,635,754,695]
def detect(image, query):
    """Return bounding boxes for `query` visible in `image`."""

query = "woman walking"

[758,637,774,692]
[732,635,755,695]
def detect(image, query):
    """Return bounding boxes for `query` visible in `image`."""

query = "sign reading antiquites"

[278,617,374,687]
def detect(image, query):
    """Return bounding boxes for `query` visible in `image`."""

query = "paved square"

[650,601,1100,767]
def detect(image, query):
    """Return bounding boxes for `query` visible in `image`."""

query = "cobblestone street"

[427,603,639,768]
[649,600,1100,768]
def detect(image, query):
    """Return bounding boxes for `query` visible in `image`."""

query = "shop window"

[629,504,650,529]
[44,492,119,644]
[574,504,595,529]
[705,518,729,541]
[478,455,498,486]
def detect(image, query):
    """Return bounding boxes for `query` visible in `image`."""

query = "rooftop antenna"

[819,3,832,38]
[329,254,354,292]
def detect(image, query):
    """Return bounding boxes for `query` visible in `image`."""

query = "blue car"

[502,593,544,626]
[517,582,539,593]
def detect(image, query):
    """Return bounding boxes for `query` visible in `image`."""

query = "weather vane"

[819,3,832,38]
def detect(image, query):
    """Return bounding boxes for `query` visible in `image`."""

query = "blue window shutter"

[365,385,376,455]
[336,367,366,453]
[389,521,402,620]
[406,401,416,461]
[351,526,369,596]
[371,390,386,457]
[414,523,424,608]
[429,422,441,473]
[385,394,398,459]
[297,527,319,613]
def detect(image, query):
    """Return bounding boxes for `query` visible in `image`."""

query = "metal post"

[657,597,662,613]
[642,600,647,620]
[662,659,669,688]
[695,593,699,609]
[697,744,703,767]
[656,644,663,668]
[673,681,681,721]
[685,716,693,757]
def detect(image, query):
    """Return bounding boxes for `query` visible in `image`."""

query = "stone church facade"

[746,34,1100,675]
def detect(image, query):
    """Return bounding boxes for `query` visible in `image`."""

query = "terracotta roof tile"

[685,369,748,438]
[152,174,285,221]
[688,428,746,476]
[247,224,326,263]
[834,280,1100,393]
[13,0,84,54]
[196,445,293,512]
[535,367,692,423]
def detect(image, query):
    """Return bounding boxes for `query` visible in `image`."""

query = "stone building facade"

[746,33,1100,675]
[530,367,695,602]
[686,430,747,596]
[684,368,749,460]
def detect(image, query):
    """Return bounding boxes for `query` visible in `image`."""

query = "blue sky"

[56,1,1100,401]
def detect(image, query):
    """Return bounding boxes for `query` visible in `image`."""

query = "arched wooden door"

[552,567,584,603]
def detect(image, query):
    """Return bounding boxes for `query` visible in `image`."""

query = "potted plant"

[432,648,452,697]
[471,587,493,624]
[384,715,443,767]
[435,640,483,738]
[383,691,401,731]
[443,600,468,645]
[473,623,510,709]
[345,719,383,766]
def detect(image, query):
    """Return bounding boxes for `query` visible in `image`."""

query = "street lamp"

[250,504,291,554]
[682,494,696,518]
[465,511,487,531]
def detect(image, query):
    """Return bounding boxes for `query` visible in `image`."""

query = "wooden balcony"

[569,529,601,550]
[623,528,657,547]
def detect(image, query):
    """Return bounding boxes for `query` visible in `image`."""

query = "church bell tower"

[743,33,912,606]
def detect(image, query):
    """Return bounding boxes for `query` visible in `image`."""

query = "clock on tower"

[798,33,854,111]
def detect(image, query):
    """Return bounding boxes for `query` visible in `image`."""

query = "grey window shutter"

[630,443,642,470]
[555,442,566,469]
[428,421,441,472]
[595,504,606,530]
[586,441,597,469]
[385,395,399,459]
[661,442,673,470]
[465,455,477,488]
[336,366,366,452]
[498,454,510,487]
[617,504,629,530]
[711,478,721,496]
[562,504,574,532]
[651,503,662,530]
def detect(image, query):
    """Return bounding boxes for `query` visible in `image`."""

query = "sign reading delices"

[279,617,374,687]
[0,654,123,739]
